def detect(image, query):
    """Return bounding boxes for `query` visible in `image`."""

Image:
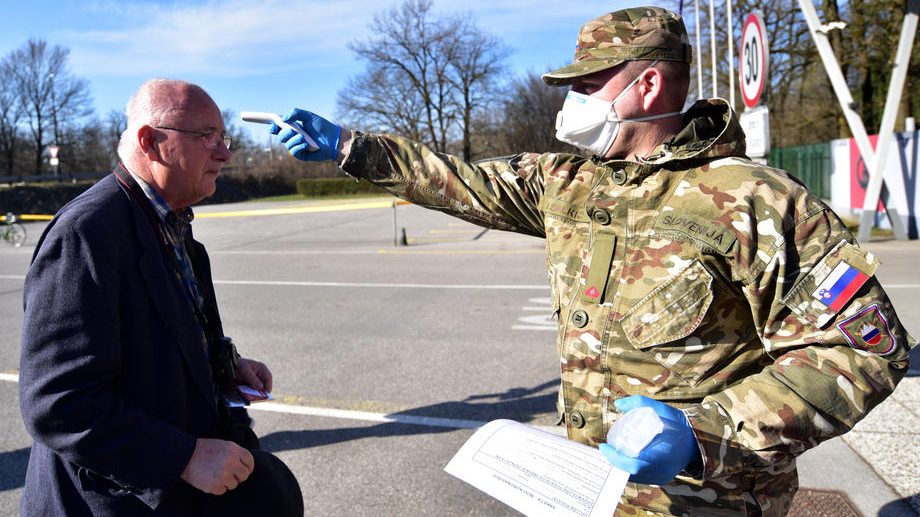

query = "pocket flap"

[620,260,714,349]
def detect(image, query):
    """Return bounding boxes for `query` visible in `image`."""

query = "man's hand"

[599,395,700,485]
[270,108,342,162]
[180,438,254,495]
[235,357,272,392]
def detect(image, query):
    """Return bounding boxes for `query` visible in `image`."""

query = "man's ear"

[638,68,663,111]
[137,125,159,160]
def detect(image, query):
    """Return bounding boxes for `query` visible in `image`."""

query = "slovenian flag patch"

[812,261,868,312]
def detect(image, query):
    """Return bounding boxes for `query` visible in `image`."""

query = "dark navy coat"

[20,172,223,516]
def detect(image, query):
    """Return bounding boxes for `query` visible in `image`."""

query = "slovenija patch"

[812,261,869,312]
[837,304,895,355]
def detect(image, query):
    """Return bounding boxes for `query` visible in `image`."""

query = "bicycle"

[1,212,26,247]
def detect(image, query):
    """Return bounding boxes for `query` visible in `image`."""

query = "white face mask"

[554,62,681,157]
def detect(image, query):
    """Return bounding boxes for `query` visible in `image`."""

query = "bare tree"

[104,109,127,159]
[0,56,23,175]
[497,71,576,155]
[338,65,428,141]
[445,14,511,160]
[7,39,93,174]
[337,0,510,159]
[674,1,918,147]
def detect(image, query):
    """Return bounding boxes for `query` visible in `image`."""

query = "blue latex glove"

[599,395,699,485]
[269,108,342,162]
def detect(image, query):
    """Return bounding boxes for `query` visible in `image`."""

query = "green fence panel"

[768,142,833,200]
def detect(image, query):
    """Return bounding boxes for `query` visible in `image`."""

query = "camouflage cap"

[542,6,692,86]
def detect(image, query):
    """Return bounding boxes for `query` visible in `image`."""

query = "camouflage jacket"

[339,98,913,516]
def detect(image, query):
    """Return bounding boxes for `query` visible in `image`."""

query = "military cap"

[542,6,693,86]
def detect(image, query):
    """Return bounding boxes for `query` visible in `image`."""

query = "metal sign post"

[738,12,771,165]
[48,146,60,169]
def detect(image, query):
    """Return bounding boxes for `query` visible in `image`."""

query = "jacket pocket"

[618,260,717,387]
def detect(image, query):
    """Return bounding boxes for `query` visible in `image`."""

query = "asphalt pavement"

[0,196,916,516]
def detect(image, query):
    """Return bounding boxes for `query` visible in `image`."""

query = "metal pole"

[48,73,61,178]
[858,0,917,240]
[694,0,704,98]
[798,0,909,240]
[709,0,718,98]
[726,0,736,108]
[393,201,398,246]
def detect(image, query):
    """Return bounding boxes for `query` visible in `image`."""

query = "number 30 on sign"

[739,12,769,109]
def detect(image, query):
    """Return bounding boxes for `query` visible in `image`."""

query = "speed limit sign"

[739,12,769,109]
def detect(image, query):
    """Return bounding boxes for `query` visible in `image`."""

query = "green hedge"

[295,177,386,197]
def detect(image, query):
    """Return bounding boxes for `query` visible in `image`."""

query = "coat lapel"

[120,180,216,402]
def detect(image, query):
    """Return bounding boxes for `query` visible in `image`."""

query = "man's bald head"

[116,79,230,208]
[117,79,220,163]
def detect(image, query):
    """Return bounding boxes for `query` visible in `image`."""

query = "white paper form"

[444,419,628,517]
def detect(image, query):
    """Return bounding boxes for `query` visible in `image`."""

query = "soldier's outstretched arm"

[270,109,546,237]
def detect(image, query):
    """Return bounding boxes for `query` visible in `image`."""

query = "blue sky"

[0,0,651,143]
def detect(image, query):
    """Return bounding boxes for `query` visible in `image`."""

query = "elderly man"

[270,6,913,517]
[20,79,302,516]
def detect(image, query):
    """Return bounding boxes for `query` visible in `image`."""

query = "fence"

[769,142,833,200]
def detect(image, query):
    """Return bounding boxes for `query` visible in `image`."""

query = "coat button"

[571,310,589,328]
[570,411,586,428]
[612,169,627,185]
[592,208,611,225]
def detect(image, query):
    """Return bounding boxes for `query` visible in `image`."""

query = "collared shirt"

[129,172,205,316]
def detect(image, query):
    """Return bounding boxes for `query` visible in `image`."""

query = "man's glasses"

[156,126,232,150]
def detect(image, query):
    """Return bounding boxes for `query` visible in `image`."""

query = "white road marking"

[251,403,485,429]
[0,374,561,433]
[215,280,548,290]
[0,275,547,290]
[511,325,558,331]
[514,297,556,331]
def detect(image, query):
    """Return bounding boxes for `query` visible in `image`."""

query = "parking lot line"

[214,280,548,290]
[0,375,564,433]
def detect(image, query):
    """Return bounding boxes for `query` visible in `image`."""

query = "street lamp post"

[48,72,61,178]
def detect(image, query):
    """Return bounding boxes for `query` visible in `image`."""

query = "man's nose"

[212,144,232,161]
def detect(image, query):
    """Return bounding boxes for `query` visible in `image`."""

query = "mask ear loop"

[605,59,661,123]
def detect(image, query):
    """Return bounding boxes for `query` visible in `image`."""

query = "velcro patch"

[837,304,895,355]
[812,261,869,312]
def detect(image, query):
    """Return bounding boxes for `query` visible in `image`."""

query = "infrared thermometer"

[240,111,320,151]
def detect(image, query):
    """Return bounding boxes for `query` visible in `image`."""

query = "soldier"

[269,6,914,517]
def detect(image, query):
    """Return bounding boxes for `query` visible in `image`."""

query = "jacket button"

[570,411,586,428]
[571,310,589,328]
[592,209,611,225]
[612,169,627,185]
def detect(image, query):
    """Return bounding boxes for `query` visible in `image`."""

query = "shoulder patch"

[837,304,895,355]
[782,240,879,328]
[654,212,736,254]
[811,261,869,312]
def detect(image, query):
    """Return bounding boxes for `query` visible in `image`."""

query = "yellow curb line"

[196,200,397,218]
[2,214,53,222]
[6,199,413,221]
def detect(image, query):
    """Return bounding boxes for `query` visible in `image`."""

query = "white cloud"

[62,0,624,77]
[65,0,378,76]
